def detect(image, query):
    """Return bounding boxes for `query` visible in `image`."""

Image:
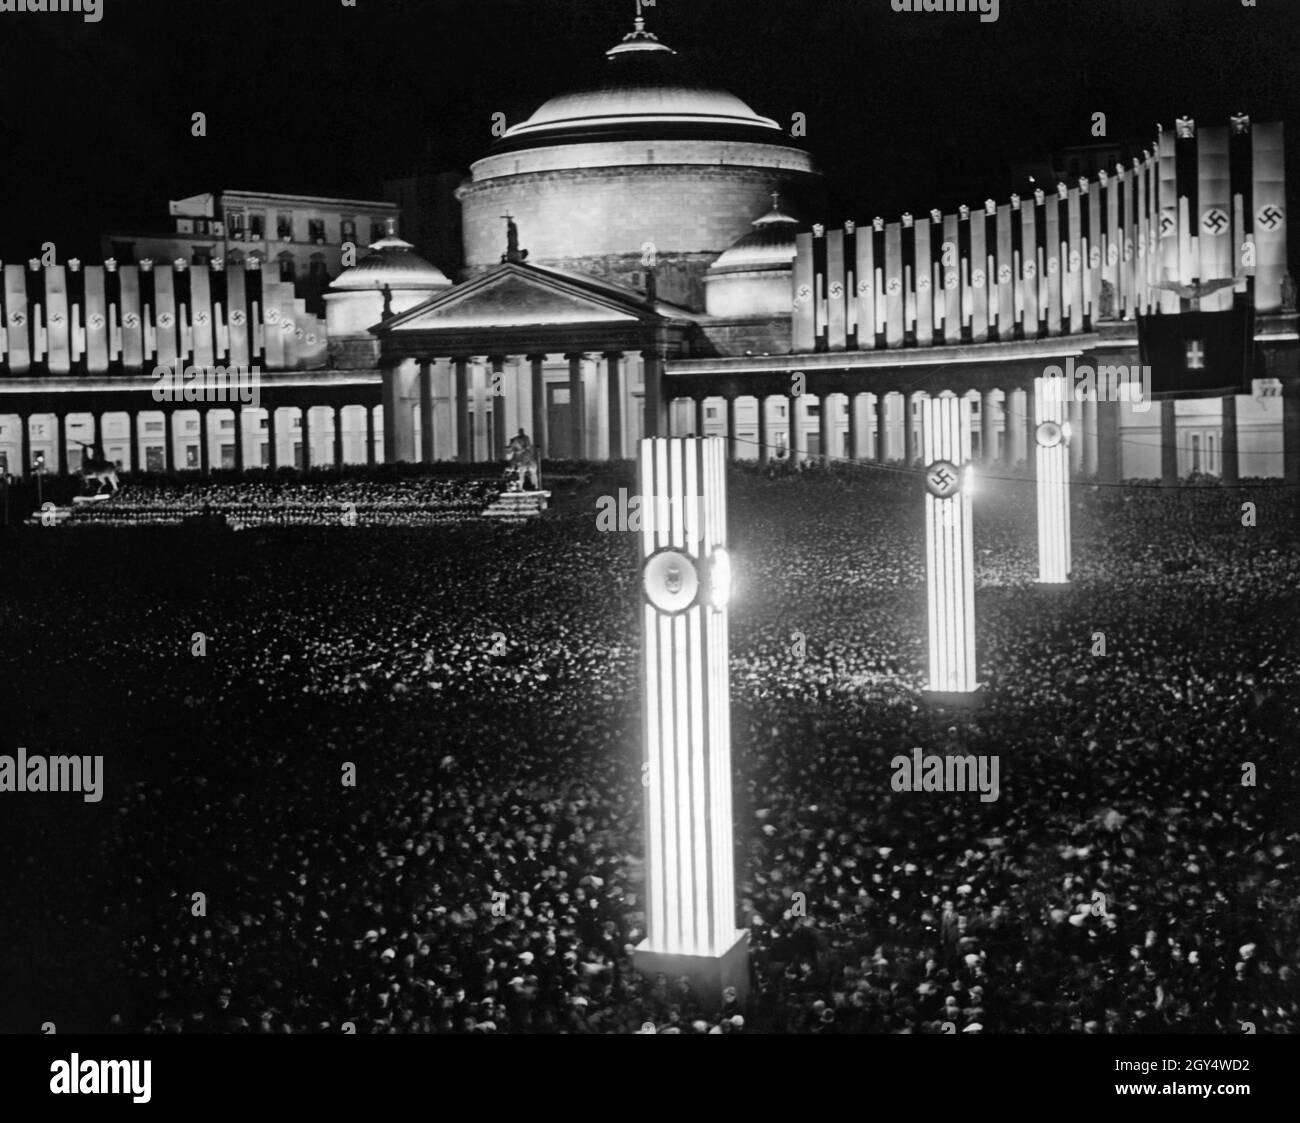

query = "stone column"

[19,414,31,477]
[694,397,706,438]
[198,408,211,474]
[1096,399,1120,485]
[267,406,278,471]
[529,354,547,456]
[300,405,312,470]
[788,393,803,463]
[757,394,769,466]
[381,357,401,465]
[725,395,737,461]
[490,357,507,461]
[128,410,140,474]
[819,392,834,461]
[1024,393,1037,472]
[367,405,377,468]
[566,353,586,460]
[874,394,887,461]
[605,351,625,459]
[91,412,102,453]
[1161,399,1178,487]
[1283,381,1300,489]
[981,391,996,465]
[1220,393,1239,487]
[334,404,345,468]
[847,392,859,460]
[902,392,915,466]
[454,358,471,462]
[642,349,667,440]
[419,359,435,464]
[56,414,68,476]
[165,410,176,473]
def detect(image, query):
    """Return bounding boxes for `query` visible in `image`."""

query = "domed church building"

[456,14,821,314]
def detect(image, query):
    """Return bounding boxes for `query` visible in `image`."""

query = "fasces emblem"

[644,550,699,614]
[1036,420,1065,448]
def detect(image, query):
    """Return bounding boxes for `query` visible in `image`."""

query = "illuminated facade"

[1034,375,1073,584]
[632,436,748,1002]
[921,394,980,704]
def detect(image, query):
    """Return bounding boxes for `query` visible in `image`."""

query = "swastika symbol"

[857,280,870,295]
[194,311,209,326]
[157,312,174,328]
[998,265,1012,283]
[797,284,812,301]
[1201,208,1229,235]
[1257,205,1284,232]
[944,271,958,290]
[266,308,280,323]
[1159,214,1176,236]
[230,310,246,326]
[829,281,844,299]
[122,312,140,328]
[1024,261,1037,279]
[50,312,65,325]
[1068,251,1081,271]
[887,277,901,294]
[917,276,930,291]
[88,313,105,330]
[926,461,961,499]
[1108,244,1119,266]
[1048,257,1060,275]
[972,269,986,288]
[1089,247,1102,269]
[10,311,25,327]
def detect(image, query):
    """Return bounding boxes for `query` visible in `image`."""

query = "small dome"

[330,218,451,291]
[495,16,784,151]
[709,198,801,275]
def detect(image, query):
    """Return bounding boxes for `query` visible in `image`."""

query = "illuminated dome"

[709,198,801,275]
[330,218,451,292]
[495,17,785,151]
[706,198,802,318]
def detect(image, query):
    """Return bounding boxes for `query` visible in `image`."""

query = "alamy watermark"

[1041,357,1152,412]
[0,747,104,803]
[891,0,999,23]
[0,0,103,22]
[152,361,262,410]
[890,747,1000,802]
[596,489,707,544]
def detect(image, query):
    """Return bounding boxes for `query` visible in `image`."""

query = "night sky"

[0,0,1297,265]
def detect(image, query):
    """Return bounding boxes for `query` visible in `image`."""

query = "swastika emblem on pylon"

[1201,209,1229,236]
[1159,214,1176,236]
[1257,204,1285,232]
[926,461,961,500]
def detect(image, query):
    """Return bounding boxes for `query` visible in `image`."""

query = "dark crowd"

[0,464,1296,1034]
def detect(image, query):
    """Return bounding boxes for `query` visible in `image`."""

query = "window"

[309,253,328,282]
[145,421,163,433]
[220,417,234,430]
[777,404,787,419]
[341,218,356,243]
[1191,433,1201,472]
[277,212,294,240]
[191,247,212,266]
[706,407,718,420]
[279,253,296,282]
[259,417,269,430]
[807,401,821,417]
[145,447,165,471]
[249,212,265,239]
[185,446,199,468]
[1187,340,1206,370]
[226,209,245,239]
[185,420,198,433]
[308,219,326,243]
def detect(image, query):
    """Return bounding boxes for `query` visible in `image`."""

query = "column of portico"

[725,396,738,461]
[757,393,770,466]
[605,351,625,459]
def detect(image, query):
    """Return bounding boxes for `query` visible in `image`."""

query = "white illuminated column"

[921,394,982,707]
[1034,375,1073,584]
[633,436,749,1006]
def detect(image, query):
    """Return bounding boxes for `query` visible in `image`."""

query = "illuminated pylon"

[632,436,749,1006]
[921,394,982,707]
[1034,375,1073,584]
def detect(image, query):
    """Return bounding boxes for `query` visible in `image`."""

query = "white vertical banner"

[1034,376,1072,584]
[921,395,977,698]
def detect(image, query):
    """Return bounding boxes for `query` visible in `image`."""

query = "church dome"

[709,198,801,275]
[494,17,785,152]
[330,218,451,292]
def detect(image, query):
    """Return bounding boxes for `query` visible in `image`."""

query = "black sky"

[0,0,1297,265]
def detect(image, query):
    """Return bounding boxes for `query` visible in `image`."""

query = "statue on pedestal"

[505,428,541,491]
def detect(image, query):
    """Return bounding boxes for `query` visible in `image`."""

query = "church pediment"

[374,264,668,335]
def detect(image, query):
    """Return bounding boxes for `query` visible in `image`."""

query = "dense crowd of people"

[0,464,1296,1034]
[51,477,500,528]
